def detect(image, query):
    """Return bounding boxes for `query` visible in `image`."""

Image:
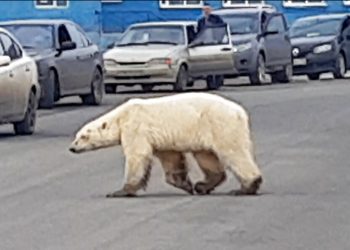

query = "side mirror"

[107,43,115,49]
[0,55,11,67]
[59,41,77,51]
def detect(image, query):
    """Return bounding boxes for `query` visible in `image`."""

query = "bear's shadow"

[92,191,271,200]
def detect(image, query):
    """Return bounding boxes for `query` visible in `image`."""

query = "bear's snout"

[69,146,77,153]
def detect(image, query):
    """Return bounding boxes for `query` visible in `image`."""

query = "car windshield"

[289,18,343,38]
[220,14,259,34]
[1,24,54,50]
[117,25,185,46]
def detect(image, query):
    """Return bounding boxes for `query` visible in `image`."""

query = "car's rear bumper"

[292,52,337,75]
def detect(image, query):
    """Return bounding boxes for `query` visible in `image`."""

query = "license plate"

[293,58,307,66]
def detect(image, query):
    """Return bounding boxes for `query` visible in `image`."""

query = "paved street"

[1,76,350,250]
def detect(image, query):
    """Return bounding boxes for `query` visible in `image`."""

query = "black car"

[0,19,104,109]
[290,14,350,80]
[213,6,292,85]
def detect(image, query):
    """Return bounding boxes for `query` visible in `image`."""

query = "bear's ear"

[101,122,108,130]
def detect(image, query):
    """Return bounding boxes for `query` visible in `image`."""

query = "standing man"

[197,2,224,33]
[197,2,226,89]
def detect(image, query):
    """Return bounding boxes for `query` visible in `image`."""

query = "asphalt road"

[1,76,350,250]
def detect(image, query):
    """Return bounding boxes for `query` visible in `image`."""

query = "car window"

[75,25,91,46]
[58,24,72,45]
[65,23,86,48]
[186,25,196,44]
[0,33,22,60]
[267,15,286,33]
[191,24,229,46]
[0,39,4,56]
[1,25,54,50]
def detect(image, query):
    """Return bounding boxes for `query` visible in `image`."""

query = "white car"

[103,21,236,92]
[0,27,40,135]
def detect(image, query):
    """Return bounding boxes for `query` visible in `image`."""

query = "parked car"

[289,14,350,80]
[0,19,104,109]
[0,27,40,135]
[103,21,235,92]
[213,6,293,85]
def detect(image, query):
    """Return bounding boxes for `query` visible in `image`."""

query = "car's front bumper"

[104,64,178,85]
[224,50,255,77]
[292,51,337,75]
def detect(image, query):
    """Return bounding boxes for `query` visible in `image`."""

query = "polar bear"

[69,92,263,197]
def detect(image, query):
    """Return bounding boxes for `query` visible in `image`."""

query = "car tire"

[307,73,320,81]
[333,53,346,79]
[81,68,103,106]
[13,91,37,135]
[174,65,188,92]
[271,63,293,84]
[39,70,57,109]
[206,75,223,90]
[141,85,154,92]
[105,84,117,94]
[249,53,268,85]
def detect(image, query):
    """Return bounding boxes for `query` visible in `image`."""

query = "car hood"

[231,34,257,45]
[25,48,56,61]
[290,35,336,46]
[103,45,182,62]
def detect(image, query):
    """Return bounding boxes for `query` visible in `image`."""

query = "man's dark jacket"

[197,14,224,34]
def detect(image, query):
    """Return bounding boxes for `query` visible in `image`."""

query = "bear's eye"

[81,135,89,141]
[101,122,107,130]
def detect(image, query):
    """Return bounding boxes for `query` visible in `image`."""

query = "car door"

[0,32,29,117]
[55,24,80,95]
[0,39,12,119]
[65,23,95,93]
[341,18,350,69]
[263,13,291,67]
[187,23,235,77]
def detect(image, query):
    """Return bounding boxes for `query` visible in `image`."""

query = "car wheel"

[333,53,346,79]
[13,91,37,135]
[105,84,117,94]
[307,73,320,81]
[206,75,223,90]
[249,54,268,85]
[81,68,103,106]
[39,70,58,109]
[271,63,293,84]
[174,65,188,92]
[141,85,154,92]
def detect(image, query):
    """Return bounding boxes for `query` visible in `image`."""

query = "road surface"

[1,77,350,250]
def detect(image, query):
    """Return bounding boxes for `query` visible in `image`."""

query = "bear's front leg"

[106,147,153,198]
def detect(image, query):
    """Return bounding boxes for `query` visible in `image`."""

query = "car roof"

[0,19,75,26]
[295,13,350,22]
[213,6,277,15]
[130,21,197,27]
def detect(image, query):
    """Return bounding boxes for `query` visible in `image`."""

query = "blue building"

[0,0,350,48]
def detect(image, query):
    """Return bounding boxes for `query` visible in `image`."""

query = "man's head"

[202,2,212,17]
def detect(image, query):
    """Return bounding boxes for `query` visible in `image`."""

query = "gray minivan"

[213,7,292,85]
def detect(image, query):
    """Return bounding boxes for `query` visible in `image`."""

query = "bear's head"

[69,119,121,154]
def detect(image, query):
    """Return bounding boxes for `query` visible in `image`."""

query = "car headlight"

[233,42,252,53]
[148,58,172,66]
[313,44,332,54]
[104,59,117,67]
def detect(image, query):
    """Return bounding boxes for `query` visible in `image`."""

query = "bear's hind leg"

[156,151,194,195]
[193,151,226,195]
[107,146,153,198]
[222,148,263,196]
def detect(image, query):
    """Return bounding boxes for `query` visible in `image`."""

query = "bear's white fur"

[69,92,263,196]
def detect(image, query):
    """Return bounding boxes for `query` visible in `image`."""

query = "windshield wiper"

[147,41,179,45]
[231,32,248,35]
[22,45,36,49]
[117,42,149,47]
